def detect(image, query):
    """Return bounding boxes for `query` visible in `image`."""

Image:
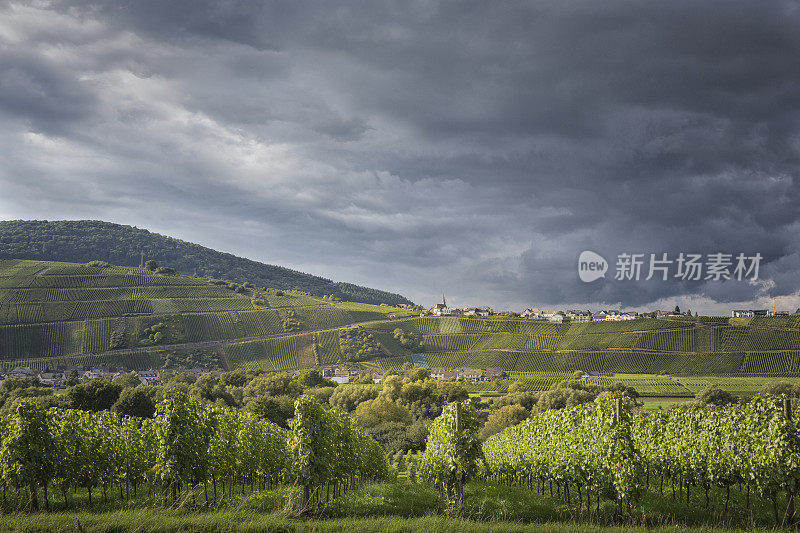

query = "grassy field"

[3,512,773,533]
[640,397,695,410]
[0,481,791,532]
[499,372,800,399]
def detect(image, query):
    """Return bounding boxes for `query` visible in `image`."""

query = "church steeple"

[442,292,447,308]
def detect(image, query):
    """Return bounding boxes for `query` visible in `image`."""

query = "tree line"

[0,220,414,306]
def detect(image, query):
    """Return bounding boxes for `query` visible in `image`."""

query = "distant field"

[501,371,800,398]
[640,397,694,410]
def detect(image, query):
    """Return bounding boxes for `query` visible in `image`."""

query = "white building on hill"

[432,294,452,316]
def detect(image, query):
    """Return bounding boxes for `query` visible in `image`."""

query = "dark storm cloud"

[1,0,799,312]
[0,49,96,132]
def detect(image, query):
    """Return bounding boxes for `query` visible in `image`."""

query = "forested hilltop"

[0,220,413,306]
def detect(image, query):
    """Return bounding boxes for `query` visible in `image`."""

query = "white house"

[10,367,33,377]
[37,372,64,386]
[137,369,161,386]
[731,309,768,317]
[484,367,503,380]
[566,310,591,322]
[83,369,116,380]
[457,368,483,382]
[430,367,458,380]
[521,308,543,319]
[432,294,452,316]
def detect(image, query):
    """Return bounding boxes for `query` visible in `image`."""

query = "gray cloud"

[1,0,799,313]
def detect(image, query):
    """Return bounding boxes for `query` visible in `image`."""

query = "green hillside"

[367,314,800,376]
[4,258,800,399]
[0,220,414,306]
[0,259,414,371]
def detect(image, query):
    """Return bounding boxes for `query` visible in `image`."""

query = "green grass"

[641,397,695,410]
[4,511,773,533]
[0,480,791,532]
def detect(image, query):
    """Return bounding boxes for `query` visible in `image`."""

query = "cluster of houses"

[429,296,494,317]
[731,309,790,317]
[429,367,503,382]
[0,366,215,387]
[317,365,505,384]
[3,363,510,388]
[318,365,365,384]
[430,301,797,322]
[425,295,701,323]
[520,308,646,323]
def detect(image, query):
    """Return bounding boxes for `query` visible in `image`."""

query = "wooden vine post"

[785,397,795,525]
[614,398,623,519]
[455,401,463,505]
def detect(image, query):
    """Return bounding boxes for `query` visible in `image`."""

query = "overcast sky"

[1,0,799,313]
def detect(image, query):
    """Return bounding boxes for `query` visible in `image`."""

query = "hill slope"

[0,259,416,371]
[4,258,800,402]
[0,220,413,306]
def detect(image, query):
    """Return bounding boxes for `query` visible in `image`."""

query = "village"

[0,362,510,389]
[423,294,671,322]
[423,295,793,322]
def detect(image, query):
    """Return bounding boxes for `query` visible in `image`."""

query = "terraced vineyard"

[180,312,243,342]
[425,350,511,370]
[4,258,800,401]
[313,329,342,364]
[0,259,412,369]
[507,372,574,391]
[222,336,303,371]
[361,355,412,371]
[356,313,800,397]
[0,350,160,372]
[423,333,481,352]
[740,351,800,373]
